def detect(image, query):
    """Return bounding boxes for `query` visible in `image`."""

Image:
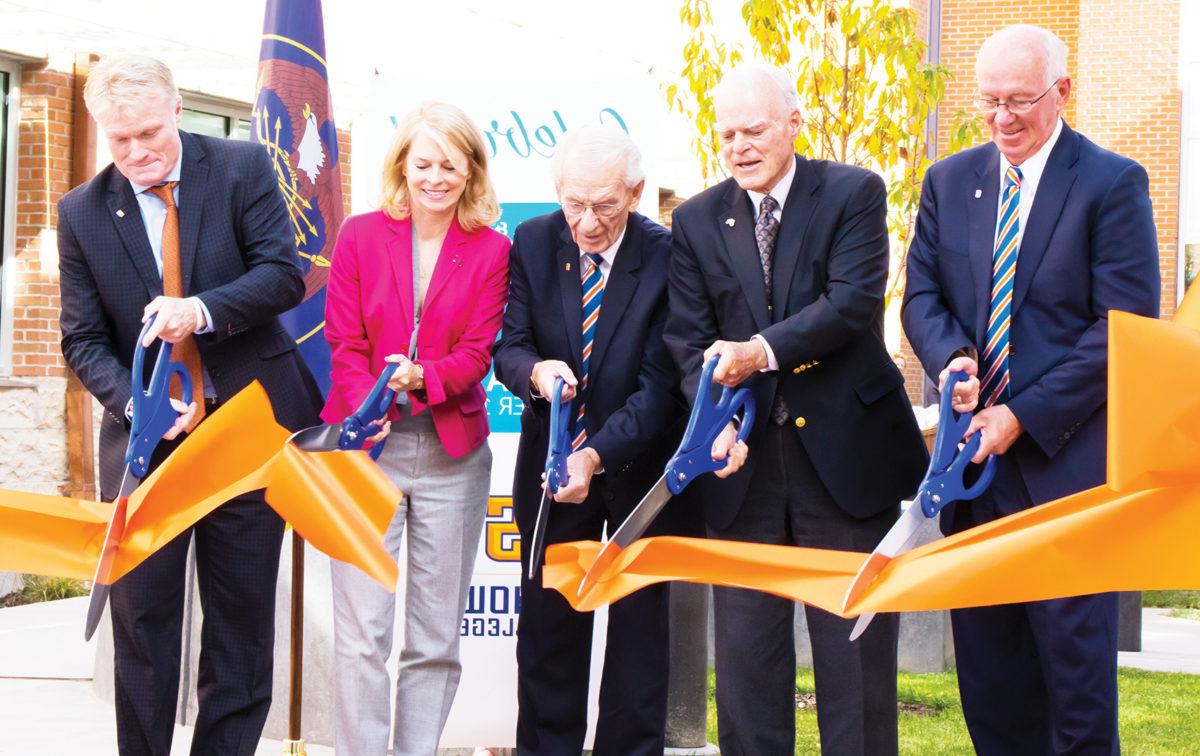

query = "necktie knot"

[759,193,779,219]
[148,182,178,208]
[1005,166,1023,187]
[584,253,604,274]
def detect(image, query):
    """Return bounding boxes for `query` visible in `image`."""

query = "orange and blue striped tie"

[573,253,605,450]
[981,166,1023,407]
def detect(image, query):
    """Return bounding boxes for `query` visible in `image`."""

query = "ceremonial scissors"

[841,370,997,640]
[84,316,194,640]
[526,377,571,580]
[577,355,755,597]
[290,362,400,458]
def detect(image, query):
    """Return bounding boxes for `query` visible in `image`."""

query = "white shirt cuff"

[752,334,778,371]
[190,296,213,335]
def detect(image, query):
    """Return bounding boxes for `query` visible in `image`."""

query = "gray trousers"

[331,410,491,756]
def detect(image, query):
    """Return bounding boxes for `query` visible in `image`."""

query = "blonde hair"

[379,102,500,232]
[84,54,179,123]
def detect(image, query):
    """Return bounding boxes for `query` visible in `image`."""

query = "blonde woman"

[323,102,510,755]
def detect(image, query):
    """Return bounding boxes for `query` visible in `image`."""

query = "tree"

[667,0,981,315]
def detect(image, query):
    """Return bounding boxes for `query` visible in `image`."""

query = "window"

[0,59,17,375]
[181,93,252,141]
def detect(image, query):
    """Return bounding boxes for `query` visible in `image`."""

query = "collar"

[579,225,627,270]
[129,147,183,195]
[1000,116,1063,183]
[747,155,797,217]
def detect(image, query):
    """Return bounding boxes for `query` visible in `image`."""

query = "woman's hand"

[366,418,392,445]
[384,354,425,393]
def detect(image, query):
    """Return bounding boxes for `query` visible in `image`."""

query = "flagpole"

[283,530,306,755]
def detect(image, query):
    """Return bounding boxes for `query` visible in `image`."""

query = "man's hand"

[551,448,601,504]
[531,360,578,402]
[965,404,1023,463]
[142,296,202,346]
[711,422,749,479]
[385,354,425,393]
[162,397,197,441]
[939,356,980,413]
[704,339,767,387]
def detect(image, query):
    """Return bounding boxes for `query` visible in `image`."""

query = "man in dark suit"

[494,126,735,755]
[58,54,322,755]
[903,25,1159,754]
[664,65,928,755]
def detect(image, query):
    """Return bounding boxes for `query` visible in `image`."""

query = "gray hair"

[551,125,644,190]
[976,25,1068,86]
[84,54,178,122]
[713,63,799,114]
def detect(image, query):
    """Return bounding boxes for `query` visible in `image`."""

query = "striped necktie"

[981,165,1023,407]
[573,253,605,450]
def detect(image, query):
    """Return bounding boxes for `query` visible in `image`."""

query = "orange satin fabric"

[0,382,399,590]
[545,296,1200,615]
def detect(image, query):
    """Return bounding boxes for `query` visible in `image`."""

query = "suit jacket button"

[794,417,806,429]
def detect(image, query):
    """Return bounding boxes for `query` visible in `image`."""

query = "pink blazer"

[322,210,511,458]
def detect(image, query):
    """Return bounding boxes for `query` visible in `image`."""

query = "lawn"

[706,667,1200,754]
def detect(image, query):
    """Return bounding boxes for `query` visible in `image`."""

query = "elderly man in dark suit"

[664,65,928,755]
[494,126,735,755]
[903,25,1159,754]
[58,54,322,755]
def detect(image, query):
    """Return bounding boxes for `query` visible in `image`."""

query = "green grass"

[0,575,88,607]
[707,667,1200,754]
[1143,590,1200,609]
[1168,608,1200,621]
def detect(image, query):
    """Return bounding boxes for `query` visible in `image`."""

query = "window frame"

[0,58,20,376]
[180,91,252,141]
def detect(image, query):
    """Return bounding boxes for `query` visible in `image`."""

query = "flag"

[253,0,343,396]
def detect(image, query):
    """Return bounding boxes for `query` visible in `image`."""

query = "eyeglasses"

[562,201,625,220]
[973,79,1060,115]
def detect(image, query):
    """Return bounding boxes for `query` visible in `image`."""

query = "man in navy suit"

[494,126,739,755]
[58,54,321,755]
[665,65,928,755]
[903,25,1160,754]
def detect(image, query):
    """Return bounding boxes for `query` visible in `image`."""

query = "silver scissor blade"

[526,490,552,581]
[289,422,344,452]
[577,475,672,597]
[841,501,932,614]
[84,467,138,640]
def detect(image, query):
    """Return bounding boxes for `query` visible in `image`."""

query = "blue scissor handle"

[340,361,400,460]
[919,370,997,517]
[665,355,756,495]
[125,315,194,478]
[544,378,571,494]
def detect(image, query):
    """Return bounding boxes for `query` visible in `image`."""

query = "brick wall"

[12,63,73,378]
[899,1,1181,403]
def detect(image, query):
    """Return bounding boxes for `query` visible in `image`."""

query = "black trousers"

[946,457,1119,755]
[516,476,671,756]
[709,423,900,756]
[109,479,284,756]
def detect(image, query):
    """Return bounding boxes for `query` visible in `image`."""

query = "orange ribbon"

[546,294,1200,615]
[0,382,399,590]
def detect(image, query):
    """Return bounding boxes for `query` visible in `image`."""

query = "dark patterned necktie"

[755,194,790,425]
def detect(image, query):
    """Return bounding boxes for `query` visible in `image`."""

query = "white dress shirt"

[747,157,797,372]
[997,117,1064,249]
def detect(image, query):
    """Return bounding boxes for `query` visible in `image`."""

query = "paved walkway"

[1,598,1197,753]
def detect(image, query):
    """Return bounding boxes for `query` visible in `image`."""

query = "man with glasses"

[494,126,738,754]
[903,24,1159,753]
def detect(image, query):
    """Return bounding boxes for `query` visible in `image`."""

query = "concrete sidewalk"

[1,598,1197,753]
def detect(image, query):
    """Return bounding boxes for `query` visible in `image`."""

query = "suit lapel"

[772,156,819,314]
[718,183,770,331]
[385,218,415,330]
[1012,125,1080,314]
[557,224,585,373]
[106,171,162,296]
[422,218,467,312]
[177,132,208,295]
[589,215,642,376]
[967,145,1001,347]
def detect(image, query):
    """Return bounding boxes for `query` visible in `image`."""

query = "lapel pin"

[725,218,735,227]
[116,209,125,218]
[565,262,571,272]
[974,189,982,199]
